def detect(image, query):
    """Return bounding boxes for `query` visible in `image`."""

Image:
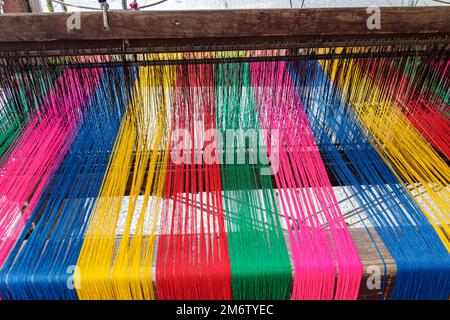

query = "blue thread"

[0,67,130,299]
[289,61,450,300]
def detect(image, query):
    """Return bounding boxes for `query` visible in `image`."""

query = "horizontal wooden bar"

[20,225,395,299]
[0,7,449,53]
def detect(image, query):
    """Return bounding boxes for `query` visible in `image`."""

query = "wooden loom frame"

[0,7,449,299]
[0,7,449,53]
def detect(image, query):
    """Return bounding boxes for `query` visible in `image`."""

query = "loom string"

[250,57,363,300]
[215,54,292,300]
[75,62,149,299]
[76,54,178,300]
[322,47,450,252]
[0,65,127,299]
[0,57,64,159]
[290,59,450,299]
[111,55,175,300]
[0,48,446,301]
[357,54,449,159]
[0,62,101,268]
[0,70,43,156]
[156,54,232,299]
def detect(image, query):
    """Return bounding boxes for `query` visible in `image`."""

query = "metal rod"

[0,36,448,57]
[0,49,447,71]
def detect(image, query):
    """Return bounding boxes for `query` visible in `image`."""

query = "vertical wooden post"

[2,0,31,13]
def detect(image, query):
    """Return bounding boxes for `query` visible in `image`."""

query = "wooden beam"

[19,226,396,299]
[110,227,396,299]
[0,7,449,53]
[2,0,31,13]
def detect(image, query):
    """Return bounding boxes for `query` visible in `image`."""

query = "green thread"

[215,62,292,300]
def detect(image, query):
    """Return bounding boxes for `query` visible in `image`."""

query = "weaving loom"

[0,7,449,300]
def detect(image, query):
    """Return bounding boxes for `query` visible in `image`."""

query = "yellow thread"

[75,54,178,299]
[321,48,450,251]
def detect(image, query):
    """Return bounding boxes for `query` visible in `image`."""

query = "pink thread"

[250,61,362,300]
[0,68,102,267]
